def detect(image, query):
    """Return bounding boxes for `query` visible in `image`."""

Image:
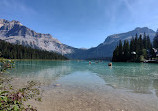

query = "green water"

[7,60,158,110]
[9,60,158,96]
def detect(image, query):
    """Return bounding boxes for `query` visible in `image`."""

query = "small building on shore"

[152,48,158,58]
[146,48,158,60]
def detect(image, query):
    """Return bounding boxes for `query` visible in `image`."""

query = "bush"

[0,56,41,111]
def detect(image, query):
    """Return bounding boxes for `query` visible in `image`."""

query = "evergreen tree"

[118,40,123,61]
[112,33,152,62]
[137,34,143,55]
[134,33,138,51]
[143,32,147,49]
[112,46,119,62]
[153,30,158,48]
[0,40,68,60]
[130,37,135,52]
[123,40,130,62]
[147,35,152,49]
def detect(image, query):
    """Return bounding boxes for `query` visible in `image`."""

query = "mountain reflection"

[10,60,72,81]
[10,60,158,97]
[95,62,158,97]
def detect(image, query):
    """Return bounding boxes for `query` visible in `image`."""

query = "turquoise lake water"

[8,60,158,111]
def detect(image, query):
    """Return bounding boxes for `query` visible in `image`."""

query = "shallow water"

[8,60,158,111]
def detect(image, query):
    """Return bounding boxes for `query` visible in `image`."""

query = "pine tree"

[0,40,68,60]
[153,30,158,48]
[112,33,152,62]
[118,40,123,61]
[134,33,138,51]
[147,35,152,49]
[130,37,135,52]
[137,34,143,55]
[143,32,147,49]
[112,46,119,62]
[123,40,130,62]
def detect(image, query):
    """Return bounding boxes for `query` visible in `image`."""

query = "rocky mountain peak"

[103,27,155,45]
[135,27,148,30]
[0,19,23,28]
[10,20,23,26]
[134,27,155,33]
[0,19,9,23]
[0,19,9,28]
[0,18,76,55]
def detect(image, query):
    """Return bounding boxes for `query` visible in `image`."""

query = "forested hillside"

[0,40,68,60]
[112,33,154,62]
[66,27,156,59]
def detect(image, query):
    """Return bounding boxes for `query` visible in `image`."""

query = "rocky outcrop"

[0,19,79,54]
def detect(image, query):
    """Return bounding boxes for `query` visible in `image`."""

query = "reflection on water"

[9,60,158,97]
[9,61,72,82]
[96,63,158,96]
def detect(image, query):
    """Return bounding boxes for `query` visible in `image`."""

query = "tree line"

[112,32,158,62]
[0,40,68,60]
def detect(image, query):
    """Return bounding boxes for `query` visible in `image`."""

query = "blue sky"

[0,0,158,48]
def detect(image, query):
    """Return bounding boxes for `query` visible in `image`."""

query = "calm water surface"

[8,60,158,111]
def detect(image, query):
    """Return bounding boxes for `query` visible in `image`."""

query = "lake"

[8,60,158,111]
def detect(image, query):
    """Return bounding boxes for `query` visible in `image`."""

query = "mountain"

[66,27,156,59]
[0,19,156,60]
[0,19,83,55]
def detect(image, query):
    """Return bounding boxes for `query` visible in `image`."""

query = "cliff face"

[0,19,79,54]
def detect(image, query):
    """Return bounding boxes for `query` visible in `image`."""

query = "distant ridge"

[66,27,156,59]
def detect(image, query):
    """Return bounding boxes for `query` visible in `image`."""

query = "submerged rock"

[53,84,61,87]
